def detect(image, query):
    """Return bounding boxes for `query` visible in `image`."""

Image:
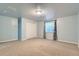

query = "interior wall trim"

[0,39,17,43]
[58,40,78,45]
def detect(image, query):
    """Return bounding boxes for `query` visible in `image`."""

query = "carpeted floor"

[0,39,79,56]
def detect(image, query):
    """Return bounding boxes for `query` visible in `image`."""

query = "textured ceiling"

[0,3,79,21]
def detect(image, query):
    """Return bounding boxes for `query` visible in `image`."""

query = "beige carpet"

[0,39,79,56]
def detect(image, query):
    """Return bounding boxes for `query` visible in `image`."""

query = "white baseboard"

[58,39,78,45]
[21,39,26,41]
[21,37,39,41]
[0,39,17,43]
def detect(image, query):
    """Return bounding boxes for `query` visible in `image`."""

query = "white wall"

[0,16,18,42]
[37,21,44,38]
[22,18,37,40]
[57,15,78,44]
[77,13,79,47]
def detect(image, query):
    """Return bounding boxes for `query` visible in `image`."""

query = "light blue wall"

[18,17,26,41]
[21,18,26,40]
[0,16,18,42]
[57,15,78,44]
[18,17,22,41]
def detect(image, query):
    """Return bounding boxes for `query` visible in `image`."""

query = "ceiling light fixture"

[35,6,44,16]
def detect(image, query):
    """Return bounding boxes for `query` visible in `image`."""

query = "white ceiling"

[0,3,79,21]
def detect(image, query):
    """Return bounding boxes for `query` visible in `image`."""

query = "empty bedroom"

[0,3,79,56]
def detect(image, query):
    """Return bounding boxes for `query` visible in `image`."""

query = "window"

[45,21,55,32]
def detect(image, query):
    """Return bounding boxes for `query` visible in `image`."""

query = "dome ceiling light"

[34,6,45,16]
